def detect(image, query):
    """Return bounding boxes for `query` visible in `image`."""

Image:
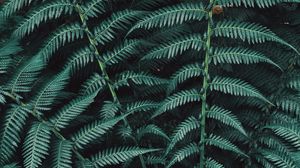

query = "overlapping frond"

[51,140,73,168]
[13,0,75,37]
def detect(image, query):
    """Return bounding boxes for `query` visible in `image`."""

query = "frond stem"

[200,1,214,168]
[75,4,147,168]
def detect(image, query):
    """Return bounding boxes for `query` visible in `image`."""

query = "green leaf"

[152,89,201,118]
[13,0,75,37]
[114,71,168,89]
[261,150,297,168]
[137,124,169,141]
[207,106,247,136]
[142,34,205,60]
[167,142,199,168]
[93,10,145,45]
[212,47,282,70]
[0,106,29,164]
[168,63,202,94]
[130,3,206,31]
[165,116,200,155]
[51,140,73,168]
[206,134,248,157]
[71,115,125,149]
[210,76,272,104]
[206,158,225,168]
[214,21,299,54]
[88,147,159,167]
[265,124,300,150]
[23,122,52,168]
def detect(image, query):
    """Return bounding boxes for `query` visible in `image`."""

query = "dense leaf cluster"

[0,0,300,167]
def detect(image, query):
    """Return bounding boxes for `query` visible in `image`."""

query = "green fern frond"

[130,3,206,31]
[275,97,300,116]
[261,149,297,168]
[71,115,125,149]
[87,147,159,167]
[51,140,73,168]
[23,122,52,168]
[3,163,20,168]
[207,106,247,136]
[145,155,166,165]
[114,71,168,89]
[0,0,33,18]
[79,73,106,96]
[82,0,107,18]
[0,106,29,164]
[168,63,202,94]
[93,10,145,45]
[125,100,159,114]
[152,89,201,118]
[137,124,169,141]
[206,157,225,168]
[166,142,199,168]
[68,46,95,73]
[0,39,22,74]
[30,68,70,112]
[14,0,75,37]
[142,34,205,60]
[101,40,141,66]
[210,76,272,104]
[5,55,45,93]
[99,101,120,120]
[206,134,247,157]
[214,21,299,54]
[165,116,200,155]
[265,124,300,150]
[38,23,85,61]
[50,91,99,130]
[212,47,282,70]
[218,0,300,8]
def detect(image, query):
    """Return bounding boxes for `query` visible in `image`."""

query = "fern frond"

[261,149,297,168]
[50,91,99,130]
[218,0,300,8]
[152,89,201,118]
[166,142,199,168]
[214,21,299,54]
[5,55,45,93]
[3,163,20,168]
[207,106,247,136]
[165,116,200,155]
[206,134,247,157]
[145,155,165,165]
[51,140,73,168]
[23,122,51,168]
[114,71,168,89]
[210,76,272,104]
[93,10,144,45]
[142,34,205,60]
[30,68,70,112]
[0,0,33,18]
[68,46,95,73]
[206,157,225,168]
[99,101,120,120]
[130,3,206,31]
[82,0,107,18]
[265,124,300,150]
[212,47,282,70]
[0,39,22,74]
[125,100,159,114]
[79,73,106,96]
[71,115,125,149]
[14,0,75,37]
[38,23,85,61]
[101,40,141,66]
[168,63,202,94]
[0,106,29,164]
[87,147,159,167]
[137,124,169,141]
